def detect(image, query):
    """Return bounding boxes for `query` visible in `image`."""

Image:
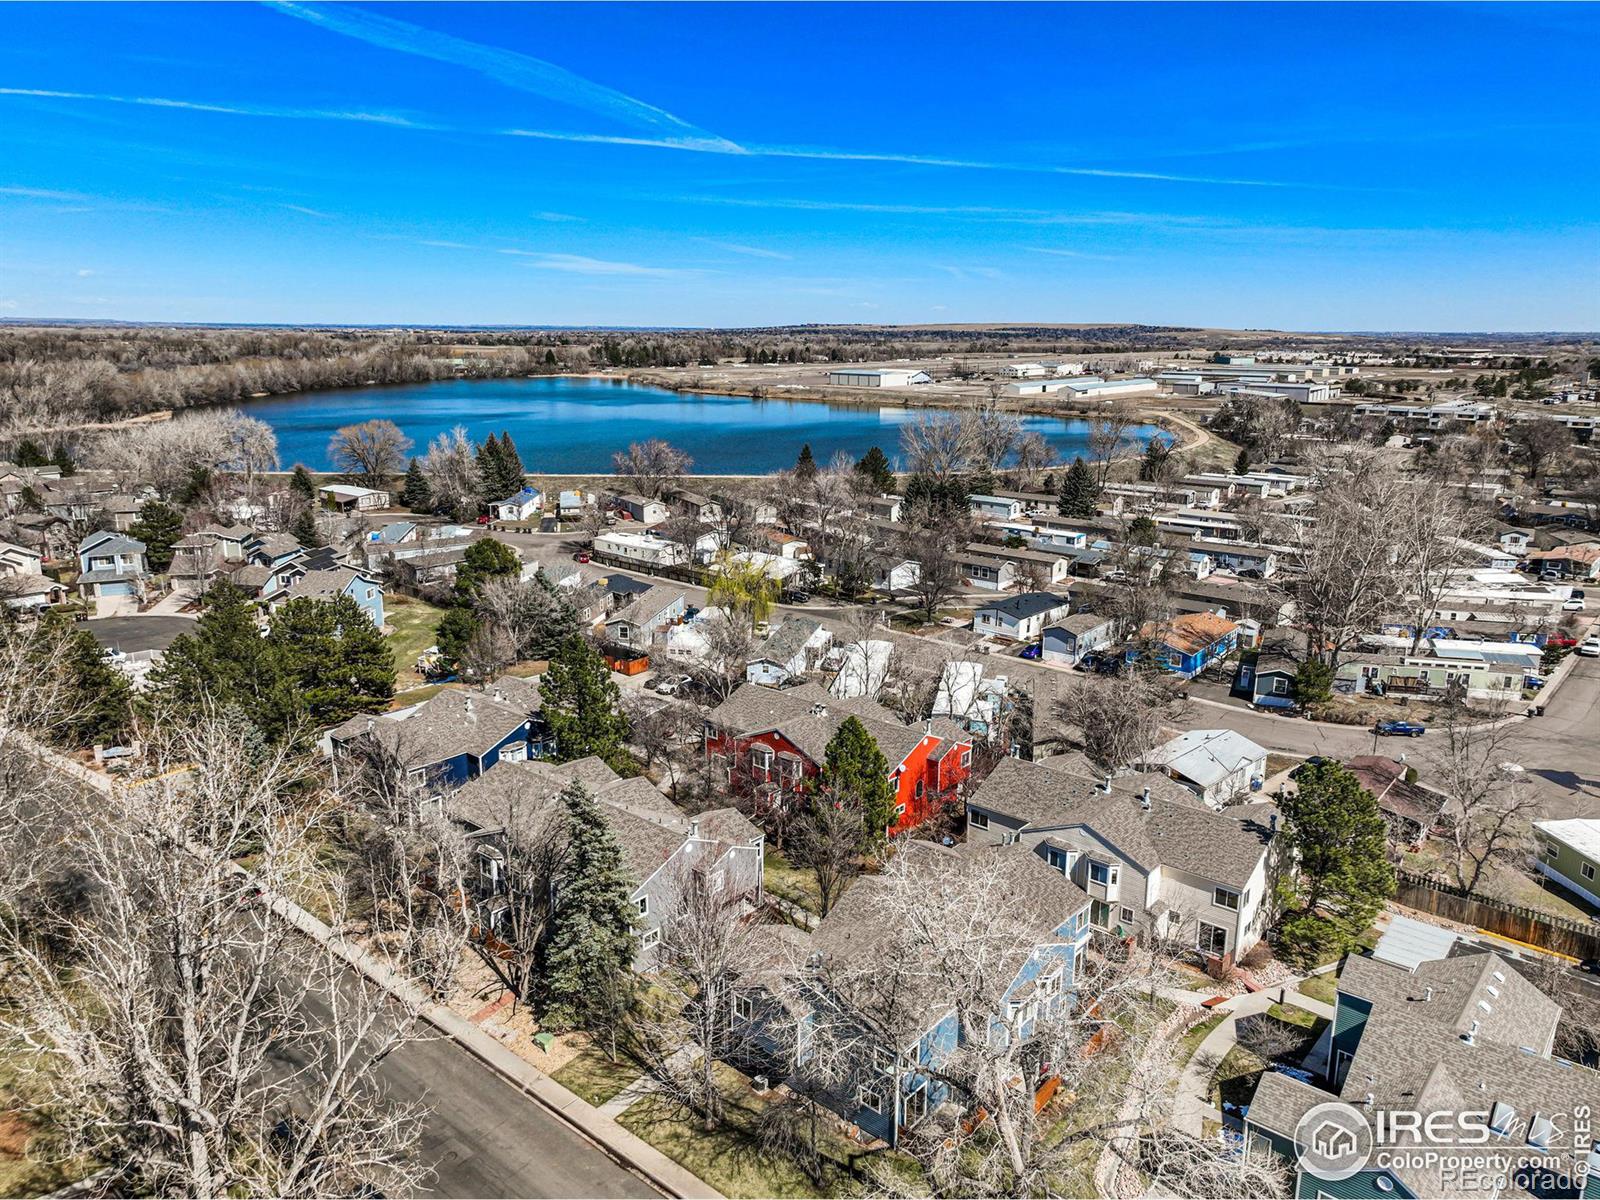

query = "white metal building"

[825,368,931,388]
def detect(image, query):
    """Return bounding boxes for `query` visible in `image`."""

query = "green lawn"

[384,594,449,686]
[617,1063,866,1199]
[551,1048,642,1108]
[0,1050,91,1197]
[763,847,825,916]
[1210,1045,1268,1116]
[1296,974,1338,1006]
[1173,1011,1228,1074]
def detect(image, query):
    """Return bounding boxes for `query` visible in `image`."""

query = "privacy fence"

[1395,869,1600,960]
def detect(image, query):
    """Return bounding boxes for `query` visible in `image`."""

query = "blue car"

[1375,720,1426,737]
[1020,643,1042,659]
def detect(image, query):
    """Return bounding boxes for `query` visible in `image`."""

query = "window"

[750,745,773,779]
[969,810,989,830]
[914,779,924,800]
[1088,860,1118,886]
[733,994,755,1023]
[1213,887,1241,911]
[893,802,906,817]
[1090,900,1111,929]
[1272,677,1288,695]
[500,742,528,764]
[904,1082,929,1125]
[641,928,660,949]
[856,1086,883,1115]
[1584,862,1596,881]
[1197,921,1228,957]
[1046,848,1066,872]
[636,896,649,916]
[959,748,972,768]
[1120,906,1136,924]
[872,1046,896,1073]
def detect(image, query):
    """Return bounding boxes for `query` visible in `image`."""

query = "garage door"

[100,581,133,597]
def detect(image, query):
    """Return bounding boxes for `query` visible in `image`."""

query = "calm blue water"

[246,376,1157,475]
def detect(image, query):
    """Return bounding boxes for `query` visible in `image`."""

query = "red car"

[475,514,490,525]
[574,551,592,564]
[1545,634,1577,649]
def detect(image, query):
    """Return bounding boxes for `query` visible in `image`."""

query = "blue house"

[325,677,548,792]
[266,566,386,627]
[1134,611,1239,678]
[733,842,1092,1147]
[489,486,543,523]
[76,530,148,601]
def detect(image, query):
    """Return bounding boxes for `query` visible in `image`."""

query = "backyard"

[383,593,449,688]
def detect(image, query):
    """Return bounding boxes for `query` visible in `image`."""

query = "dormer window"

[1529,1115,1557,1150]
[1489,1101,1516,1137]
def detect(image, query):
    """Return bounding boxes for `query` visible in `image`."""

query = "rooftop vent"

[1140,786,1152,812]
[809,703,828,717]
[1463,1019,1480,1045]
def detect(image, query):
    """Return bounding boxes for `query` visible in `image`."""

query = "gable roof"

[976,592,1070,621]
[1142,728,1267,789]
[78,530,145,557]
[753,616,825,666]
[706,681,956,768]
[330,687,530,770]
[283,567,376,605]
[1151,611,1238,653]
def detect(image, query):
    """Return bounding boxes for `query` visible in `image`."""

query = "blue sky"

[2,2,1596,331]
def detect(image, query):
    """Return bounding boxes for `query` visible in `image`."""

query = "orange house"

[703,682,972,836]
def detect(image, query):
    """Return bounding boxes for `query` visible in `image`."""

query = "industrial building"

[1062,377,1160,399]
[825,368,931,388]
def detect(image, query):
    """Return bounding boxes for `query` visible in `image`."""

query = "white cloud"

[0,184,89,200]
[0,86,437,129]
[280,203,332,218]
[75,268,95,277]
[515,253,691,277]
[700,239,792,261]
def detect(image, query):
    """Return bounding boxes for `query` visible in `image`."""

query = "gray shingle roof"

[705,681,945,768]
[753,616,824,666]
[976,592,1070,621]
[331,688,530,771]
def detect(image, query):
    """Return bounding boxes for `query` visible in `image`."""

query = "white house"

[593,531,687,569]
[825,368,931,388]
[615,494,669,525]
[319,484,389,513]
[1140,728,1269,808]
[969,494,1027,521]
[489,486,543,523]
[1042,613,1116,665]
[745,617,832,686]
[972,593,1071,642]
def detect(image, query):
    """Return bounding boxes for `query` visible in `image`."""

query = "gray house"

[76,530,148,601]
[973,593,1071,642]
[1041,613,1116,665]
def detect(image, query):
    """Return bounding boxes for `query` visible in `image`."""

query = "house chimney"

[1140,786,1152,812]
[1101,774,1112,793]
[1424,986,1434,1002]
[690,817,701,839]
[464,696,474,717]
[1463,1020,1479,1045]
[1269,813,1279,834]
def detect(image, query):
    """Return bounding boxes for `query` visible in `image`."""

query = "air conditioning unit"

[751,1074,770,1093]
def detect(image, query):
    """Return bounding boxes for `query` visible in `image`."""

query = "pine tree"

[497,431,525,496]
[1234,448,1252,476]
[855,446,895,493]
[1057,457,1099,518]
[290,464,317,502]
[453,537,520,605]
[543,348,558,366]
[128,500,185,573]
[50,446,76,476]
[147,582,295,736]
[1138,435,1170,482]
[477,434,503,500]
[540,636,629,769]
[400,457,432,512]
[291,509,322,549]
[795,443,817,479]
[266,594,395,727]
[541,782,639,1028]
[13,440,47,468]
[39,615,133,747]
[434,607,480,668]
[821,716,897,843]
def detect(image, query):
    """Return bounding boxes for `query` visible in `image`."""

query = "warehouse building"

[825,368,931,388]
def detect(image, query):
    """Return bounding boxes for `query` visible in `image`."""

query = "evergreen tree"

[854,446,895,493]
[821,716,897,843]
[1138,435,1170,482]
[1273,761,1395,966]
[27,613,133,748]
[541,782,639,1028]
[290,509,322,549]
[1233,448,1252,476]
[453,537,520,604]
[175,466,213,507]
[400,457,432,512]
[795,443,817,479]
[477,434,504,501]
[128,500,185,573]
[1056,457,1099,518]
[1127,515,1159,546]
[14,440,48,468]
[540,636,630,769]
[50,446,76,476]
[434,607,480,669]
[266,595,395,727]
[290,464,317,502]
[147,582,294,735]
[543,348,558,366]
[497,431,526,497]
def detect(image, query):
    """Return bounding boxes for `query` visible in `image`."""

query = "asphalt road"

[381,1029,660,1199]
[84,613,195,654]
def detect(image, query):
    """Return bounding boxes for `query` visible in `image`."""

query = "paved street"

[84,613,195,654]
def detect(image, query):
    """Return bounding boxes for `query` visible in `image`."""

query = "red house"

[703,682,972,835]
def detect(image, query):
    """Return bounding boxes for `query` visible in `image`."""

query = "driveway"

[84,614,196,656]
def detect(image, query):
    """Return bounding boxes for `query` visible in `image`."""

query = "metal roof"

[1371,914,1459,971]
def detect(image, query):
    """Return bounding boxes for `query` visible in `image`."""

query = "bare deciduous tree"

[1087,399,1139,488]
[329,419,412,486]
[1055,670,1183,770]
[420,425,482,521]
[900,412,971,481]
[1428,701,1543,894]
[612,438,691,499]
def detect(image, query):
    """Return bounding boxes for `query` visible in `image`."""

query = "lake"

[245,376,1159,475]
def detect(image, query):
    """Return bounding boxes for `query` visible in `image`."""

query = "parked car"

[475,514,491,525]
[1375,719,1427,737]
[787,591,811,604]
[573,551,591,563]
[652,674,691,696]
[1563,597,1586,611]
[1019,643,1042,659]
[1546,633,1578,649]
[1578,635,1600,658]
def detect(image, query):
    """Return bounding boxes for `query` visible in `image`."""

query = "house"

[593,530,687,569]
[614,494,668,525]
[318,484,389,513]
[1041,613,1116,666]
[824,368,930,388]
[1235,638,1300,709]
[605,588,687,652]
[558,489,593,517]
[731,840,1091,1148]
[326,678,548,791]
[451,755,763,968]
[965,756,1281,959]
[264,566,385,627]
[1346,756,1436,846]
[1527,544,1600,581]
[1244,934,1598,1200]
[957,552,1019,592]
[746,616,832,686]
[666,488,723,524]
[0,539,43,579]
[1139,728,1267,807]
[1532,819,1600,908]
[489,486,543,523]
[973,593,1071,642]
[871,556,920,592]
[704,682,971,836]
[1334,639,1537,703]
[969,494,1026,521]
[1137,612,1238,678]
[0,572,68,611]
[75,530,148,601]
[967,542,1072,587]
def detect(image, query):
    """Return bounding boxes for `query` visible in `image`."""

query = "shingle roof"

[969,757,1278,888]
[1046,612,1113,636]
[753,616,824,666]
[284,567,372,604]
[331,688,531,771]
[1141,728,1267,790]
[976,592,1070,621]
[705,681,945,768]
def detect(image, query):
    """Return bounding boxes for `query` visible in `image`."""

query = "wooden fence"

[1395,869,1600,960]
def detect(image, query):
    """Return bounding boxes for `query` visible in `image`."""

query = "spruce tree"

[400,457,432,512]
[291,509,322,549]
[1138,435,1170,482]
[39,615,133,747]
[821,716,897,843]
[267,595,395,727]
[477,434,503,499]
[855,446,895,493]
[543,348,558,366]
[1057,457,1099,518]
[147,582,294,735]
[542,782,639,1029]
[50,446,76,476]
[128,500,185,573]
[290,464,317,502]
[540,636,629,769]
[795,443,817,479]
[497,431,525,496]
[1234,448,1252,476]
[13,440,47,468]
[434,607,480,668]
[453,537,520,605]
